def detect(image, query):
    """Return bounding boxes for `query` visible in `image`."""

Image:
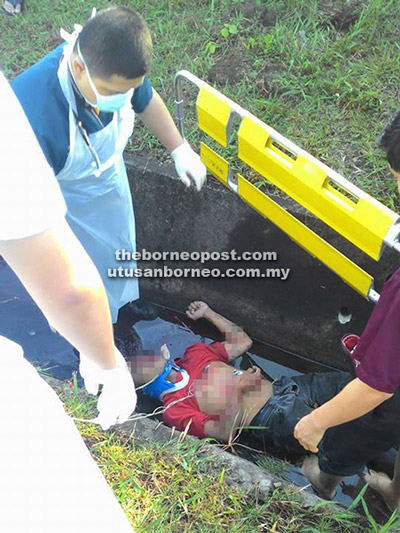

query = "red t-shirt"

[162,342,229,439]
[354,266,400,393]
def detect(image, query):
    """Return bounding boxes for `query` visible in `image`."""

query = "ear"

[71,56,86,81]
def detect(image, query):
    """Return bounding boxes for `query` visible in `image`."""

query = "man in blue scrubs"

[1,71,135,532]
[12,6,206,326]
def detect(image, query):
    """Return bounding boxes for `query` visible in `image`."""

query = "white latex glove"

[171,140,207,191]
[79,348,137,430]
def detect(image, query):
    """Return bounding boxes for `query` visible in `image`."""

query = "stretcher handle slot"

[324,178,360,205]
[270,139,297,161]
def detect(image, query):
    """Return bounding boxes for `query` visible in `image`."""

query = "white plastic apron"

[56,38,139,323]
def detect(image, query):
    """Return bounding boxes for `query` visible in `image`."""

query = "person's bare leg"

[365,449,400,511]
[302,455,344,499]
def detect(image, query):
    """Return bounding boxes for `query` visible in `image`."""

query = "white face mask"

[76,41,134,113]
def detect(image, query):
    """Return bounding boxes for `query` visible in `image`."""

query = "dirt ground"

[209,0,364,90]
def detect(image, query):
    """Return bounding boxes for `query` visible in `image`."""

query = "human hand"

[79,348,137,430]
[186,301,210,320]
[294,413,326,453]
[171,140,207,191]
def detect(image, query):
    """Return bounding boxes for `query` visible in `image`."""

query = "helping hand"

[186,301,210,320]
[79,348,137,430]
[294,413,326,453]
[171,140,207,191]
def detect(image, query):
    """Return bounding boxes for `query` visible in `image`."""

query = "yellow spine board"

[237,175,373,299]
[196,86,235,147]
[238,116,397,261]
[200,142,229,185]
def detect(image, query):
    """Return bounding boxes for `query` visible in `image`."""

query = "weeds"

[1,0,399,207]
[57,383,367,532]
[256,455,290,479]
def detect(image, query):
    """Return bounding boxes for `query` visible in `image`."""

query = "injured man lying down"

[130,301,400,509]
[130,301,352,457]
[130,301,400,507]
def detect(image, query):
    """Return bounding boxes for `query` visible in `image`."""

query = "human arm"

[294,377,392,453]
[0,220,116,368]
[137,89,206,190]
[0,73,136,428]
[295,271,400,453]
[0,221,137,429]
[1,72,116,367]
[186,301,252,361]
[137,89,182,152]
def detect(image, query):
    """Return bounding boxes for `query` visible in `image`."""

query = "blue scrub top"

[11,43,153,175]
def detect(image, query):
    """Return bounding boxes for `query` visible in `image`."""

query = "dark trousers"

[243,372,400,476]
[243,372,352,458]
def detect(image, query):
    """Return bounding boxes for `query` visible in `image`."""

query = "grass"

[1,0,400,209]
[58,380,372,532]
[256,454,291,480]
[49,372,400,532]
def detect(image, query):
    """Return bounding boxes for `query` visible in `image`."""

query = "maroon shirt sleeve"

[354,267,400,393]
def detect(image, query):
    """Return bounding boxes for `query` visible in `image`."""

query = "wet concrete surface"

[0,258,78,380]
[128,155,400,372]
[0,257,394,524]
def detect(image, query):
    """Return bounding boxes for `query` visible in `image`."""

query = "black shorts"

[241,372,352,459]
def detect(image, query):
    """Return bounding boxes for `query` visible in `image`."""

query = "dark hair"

[378,110,400,172]
[73,6,152,80]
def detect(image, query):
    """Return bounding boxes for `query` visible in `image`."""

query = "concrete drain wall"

[126,154,399,372]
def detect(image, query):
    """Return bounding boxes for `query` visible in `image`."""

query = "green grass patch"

[56,384,380,532]
[256,454,291,480]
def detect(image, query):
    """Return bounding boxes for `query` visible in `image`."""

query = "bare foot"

[302,455,341,500]
[365,471,400,512]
